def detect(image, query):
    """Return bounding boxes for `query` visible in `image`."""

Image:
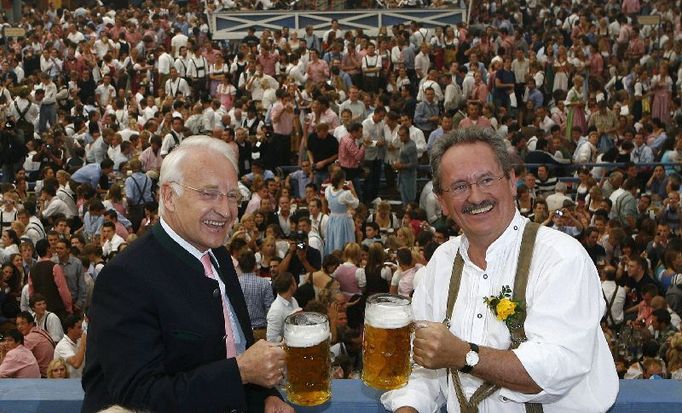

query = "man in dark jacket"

[82,136,292,413]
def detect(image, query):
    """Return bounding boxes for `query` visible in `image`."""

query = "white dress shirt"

[266,294,300,343]
[601,280,626,326]
[382,212,619,413]
[54,335,83,378]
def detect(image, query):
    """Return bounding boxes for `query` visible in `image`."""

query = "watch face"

[466,350,480,367]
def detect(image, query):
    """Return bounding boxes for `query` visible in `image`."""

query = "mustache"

[462,200,495,214]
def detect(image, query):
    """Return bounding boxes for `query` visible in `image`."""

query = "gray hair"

[430,127,512,194]
[158,136,239,215]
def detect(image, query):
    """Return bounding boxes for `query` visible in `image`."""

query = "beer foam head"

[284,312,330,348]
[365,294,412,329]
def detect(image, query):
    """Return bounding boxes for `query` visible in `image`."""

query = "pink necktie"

[201,253,237,358]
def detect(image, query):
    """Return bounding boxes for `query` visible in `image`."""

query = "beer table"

[0,379,681,412]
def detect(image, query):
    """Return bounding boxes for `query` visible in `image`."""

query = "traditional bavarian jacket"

[382,211,618,413]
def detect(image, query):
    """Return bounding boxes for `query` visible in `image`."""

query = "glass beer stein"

[362,293,413,390]
[284,312,331,406]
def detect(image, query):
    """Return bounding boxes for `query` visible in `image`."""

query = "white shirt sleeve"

[356,268,366,289]
[337,189,360,209]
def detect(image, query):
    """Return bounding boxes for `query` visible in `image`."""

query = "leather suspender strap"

[602,285,619,327]
[444,222,544,413]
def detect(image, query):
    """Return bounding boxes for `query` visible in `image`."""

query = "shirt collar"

[160,217,216,263]
[459,210,525,264]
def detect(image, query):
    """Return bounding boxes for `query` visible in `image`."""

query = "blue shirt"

[242,169,275,185]
[414,100,440,131]
[238,272,274,329]
[124,172,154,206]
[288,169,312,199]
[427,127,447,152]
[82,212,103,240]
[71,163,102,189]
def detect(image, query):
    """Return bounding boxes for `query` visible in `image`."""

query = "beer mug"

[362,293,413,390]
[283,312,331,406]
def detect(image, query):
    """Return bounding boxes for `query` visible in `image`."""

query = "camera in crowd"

[291,230,307,250]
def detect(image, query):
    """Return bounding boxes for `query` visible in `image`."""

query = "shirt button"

[483,274,488,279]
[501,396,509,402]
[477,313,483,319]
[513,225,518,230]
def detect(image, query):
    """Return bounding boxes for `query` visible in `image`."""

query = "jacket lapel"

[212,247,255,346]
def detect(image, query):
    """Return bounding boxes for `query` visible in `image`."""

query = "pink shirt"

[459,117,492,129]
[23,327,55,377]
[319,108,340,131]
[397,266,420,297]
[139,146,163,172]
[270,101,295,135]
[257,52,278,77]
[0,345,41,378]
[622,0,640,15]
[307,59,330,84]
[338,135,365,169]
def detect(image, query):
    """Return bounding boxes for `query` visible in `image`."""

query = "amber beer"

[284,312,331,406]
[362,294,413,390]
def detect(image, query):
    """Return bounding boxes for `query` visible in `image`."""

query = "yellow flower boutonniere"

[483,286,525,331]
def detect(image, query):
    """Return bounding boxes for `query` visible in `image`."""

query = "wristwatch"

[460,342,480,374]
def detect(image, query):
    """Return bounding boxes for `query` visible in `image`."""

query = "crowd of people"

[0,0,680,396]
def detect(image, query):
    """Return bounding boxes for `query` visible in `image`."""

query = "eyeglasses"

[172,182,242,204]
[441,175,506,198]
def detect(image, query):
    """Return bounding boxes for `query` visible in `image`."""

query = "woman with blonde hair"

[367,201,400,233]
[667,333,682,380]
[255,236,281,278]
[564,74,587,141]
[396,227,414,248]
[333,242,364,297]
[47,359,69,378]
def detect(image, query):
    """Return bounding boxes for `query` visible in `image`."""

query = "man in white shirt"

[30,294,64,343]
[338,86,367,123]
[308,198,328,242]
[601,265,625,327]
[414,43,431,80]
[54,314,87,378]
[9,87,39,138]
[174,46,190,78]
[164,68,191,99]
[37,73,57,133]
[170,28,188,58]
[95,74,116,108]
[66,24,85,44]
[40,185,73,221]
[382,127,618,413]
[160,117,185,157]
[100,221,125,258]
[417,70,444,103]
[157,45,175,86]
[266,272,300,343]
[545,181,572,213]
[399,113,426,158]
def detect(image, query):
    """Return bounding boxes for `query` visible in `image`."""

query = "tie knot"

[200,254,214,278]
